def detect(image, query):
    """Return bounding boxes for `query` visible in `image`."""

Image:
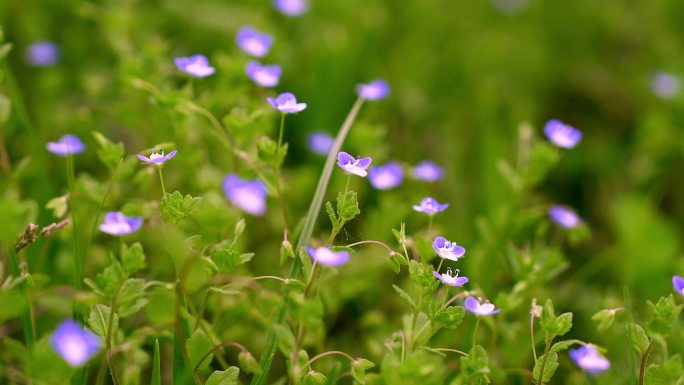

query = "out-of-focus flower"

[356,79,389,101]
[548,205,581,229]
[267,92,307,113]
[99,212,143,236]
[306,246,349,267]
[368,162,403,190]
[464,297,501,316]
[433,268,468,287]
[236,26,274,58]
[174,54,216,78]
[274,0,308,16]
[673,275,684,296]
[413,197,448,214]
[223,174,268,216]
[569,345,610,373]
[413,160,443,182]
[137,150,177,166]
[46,134,85,156]
[544,119,582,149]
[25,41,60,67]
[337,152,372,177]
[651,72,680,100]
[245,61,282,88]
[51,320,102,367]
[432,236,466,261]
[307,131,334,155]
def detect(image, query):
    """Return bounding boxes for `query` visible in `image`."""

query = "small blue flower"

[413,160,443,182]
[548,205,581,229]
[432,236,466,261]
[267,92,307,113]
[337,152,372,177]
[651,72,680,100]
[223,174,268,216]
[673,275,684,296]
[464,297,500,316]
[46,134,85,156]
[413,197,448,214]
[368,162,403,190]
[137,149,177,166]
[356,79,389,101]
[236,26,274,58]
[174,54,216,78]
[544,119,582,149]
[274,0,308,16]
[245,61,282,88]
[307,131,334,155]
[306,246,349,267]
[51,319,102,367]
[25,41,60,67]
[99,212,143,236]
[433,268,468,287]
[569,345,610,373]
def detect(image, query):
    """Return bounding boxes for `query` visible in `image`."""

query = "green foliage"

[627,322,650,354]
[238,351,262,376]
[122,242,146,274]
[591,308,619,332]
[187,329,213,370]
[644,355,683,385]
[88,304,118,338]
[460,345,491,385]
[93,132,125,170]
[533,352,559,384]
[646,295,683,336]
[303,371,328,385]
[159,191,202,224]
[351,358,375,384]
[539,299,573,340]
[205,367,240,385]
[434,306,465,330]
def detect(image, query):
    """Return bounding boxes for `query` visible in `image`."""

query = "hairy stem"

[639,341,655,385]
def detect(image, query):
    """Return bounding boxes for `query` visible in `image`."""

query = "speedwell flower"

[174,54,216,78]
[464,297,500,316]
[544,119,582,149]
[274,0,308,16]
[99,212,143,236]
[236,26,274,58]
[433,268,468,287]
[569,345,610,373]
[673,275,684,296]
[51,319,102,367]
[223,174,268,216]
[432,236,466,261]
[307,131,334,155]
[337,152,372,177]
[46,134,85,156]
[25,41,59,67]
[245,61,281,88]
[368,162,403,190]
[267,92,307,113]
[413,160,443,182]
[137,149,177,165]
[356,79,389,101]
[651,72,680,100]
[306,246,349,267]
[548,205,581,229]
[413,197,448,214]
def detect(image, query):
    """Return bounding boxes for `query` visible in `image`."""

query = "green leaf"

[392,284,416,310]
[118,278,147,317]
[122,242,146,274]
[591,309,617,332]
[460,345,491,385]
[351,358,375,384]
[532,352,559,384]
[205,367,240,385]
[272,324,295,356]
[212,241,254,272]
[95,261,127,297]
[151,339,161,385]
[549,339,582,354]
[555,313,573,337]
[539,299,573,339]
[434,306,465,330]
[644,354,683,385]
[257,136,287,168]
[187,330,213,370]
[93,132,124,170]
[303,371,328,385]
[45,195,69,218]
[627,322,650,354]
[88,304,118,338]
[646,295,683,336]
[325,201,338,228]
[336,191,361,223]
[238,351,262,375]
[159,191,202,224]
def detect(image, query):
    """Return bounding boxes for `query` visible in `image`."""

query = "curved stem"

[530,313,537,362]
[425,348,467,356]
[157,167,166,197]
[305,351,355,368]
[442,292,468,309]
[639,341,655,385]
[193,341,248,374]
[345,240,394,254]
[253,275,290,284]
[536,338,552,385]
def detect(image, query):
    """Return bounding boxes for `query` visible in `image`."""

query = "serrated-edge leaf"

[392,284,416,309]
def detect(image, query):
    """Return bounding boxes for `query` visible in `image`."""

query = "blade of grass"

[152,339,161,385]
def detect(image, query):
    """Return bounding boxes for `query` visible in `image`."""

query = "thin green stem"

[436,258,444,273]
[472,318,481,348]
[305,351,354,368]
[530,312,538,362]
[193,341,248,374]
[344,174,351,195]
[428,215,433,236]
[157,167,166,197]
[277,113,285,156]
[66,154,83,291]
[345,240,395,254]
[424,348,467,356]
[536,338,552,385]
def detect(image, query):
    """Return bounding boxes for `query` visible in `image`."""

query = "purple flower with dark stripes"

[651,72,680,100]
[464,297,501,316]
[306,246,349,267]
[337,152,372,177]
[274,0,308,16]
[413,160,443,182]
[673,276,684,296]
[245,61,281,88]
[569,345,610,373]
[223,174,268,216]
[137,150,177,166]
[544,119,582,149]
[51,319,102,367]
[25,41,59,67]
[356,79,389,101]
[368,162,403,190]
[433,268,468,287]
[99,212,143,236]
[174,54,215,78]
[548,205,581,229]
[432,236,466,261]
[307,132,334,155]
[413,197,448,214]
[267,92,307,113]
[236,26,274,58]
[46,134,85,156]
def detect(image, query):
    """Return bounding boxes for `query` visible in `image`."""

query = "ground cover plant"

[1,0,684,384]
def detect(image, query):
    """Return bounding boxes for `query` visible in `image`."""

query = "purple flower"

[308,131,334,155]
[368,162,403,190]
[274,0,308,16]
[432,236,466,261]
[548,205,581,229]
[356,79,390,101]
[651,72,681,100]
[50,319,102,367]
[673,275,684,296]
[174,54,215,78]
[99,212,143,236]
[464,297,501,316]
[306,246,349,267]
[46,134,85,156]
[544,119,582,149]
[245,61,281,88]
[569,345,610,373]
[236,26,274,58]
[25,41,60,67]
[413,160,443,182]
[337,152,372,177]
[137,150,177,166]
[433,268,468,287]
[223,174,268,216]
[413,197,448,215]
[267,92,307,113]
